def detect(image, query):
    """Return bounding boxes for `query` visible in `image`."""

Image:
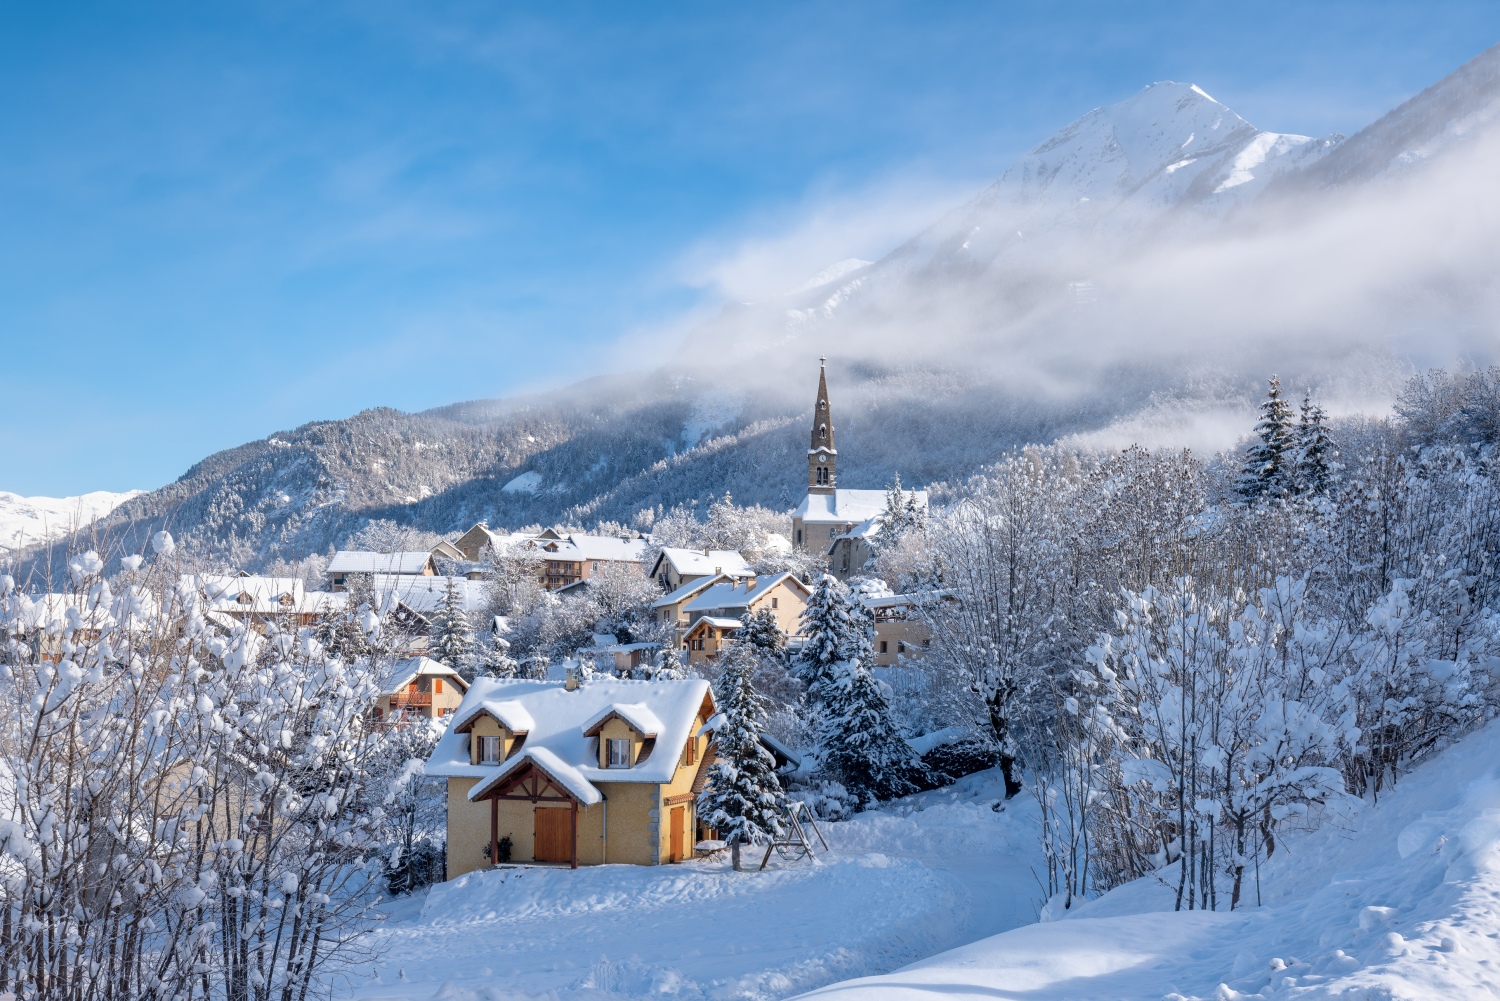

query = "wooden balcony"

[391,692,432,707]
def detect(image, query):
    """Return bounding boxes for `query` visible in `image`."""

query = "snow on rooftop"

[428,677,712,790]
[682,572,799,614]
[378,656,468,695]
[468,746,603,807]
[328,550,433,575]
[650,574,726,609]
[582,702,664,738]
[795,489,926,525]
[452,697,536,734]
[656,547,752,578]
[370,574,487,614]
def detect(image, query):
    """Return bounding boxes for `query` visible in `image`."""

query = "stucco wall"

[446,777,485,879]
[873,619,932,666]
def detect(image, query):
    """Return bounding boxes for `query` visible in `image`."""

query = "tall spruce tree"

[818,659,929,805]
[1294,393,1334,496]
[794,575,866,706]
[429,577,479,677]
[697,644,786,870]
[1239,376,1297,502]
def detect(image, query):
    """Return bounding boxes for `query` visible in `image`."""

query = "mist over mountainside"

[15,43,1500,576]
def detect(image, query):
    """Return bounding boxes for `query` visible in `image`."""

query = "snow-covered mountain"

[880,81,1337,279]
[0,490,141,554]
[22,44,1500,574]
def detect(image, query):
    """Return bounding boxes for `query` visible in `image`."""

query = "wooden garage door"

[534,808,571,863]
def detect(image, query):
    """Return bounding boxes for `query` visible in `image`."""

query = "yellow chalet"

[426,677,716,876]
[680,572,811,665]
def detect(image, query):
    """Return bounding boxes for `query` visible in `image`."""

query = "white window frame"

[478,735,502,763]
[607,737,631,768]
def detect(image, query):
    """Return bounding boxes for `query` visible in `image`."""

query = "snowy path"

[352,771,1042,1001]
[800,720,1500,1000]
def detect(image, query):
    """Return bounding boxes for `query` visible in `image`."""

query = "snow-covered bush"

[0,547,417,998]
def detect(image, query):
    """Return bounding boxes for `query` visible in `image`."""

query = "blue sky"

[2,1,1497,496]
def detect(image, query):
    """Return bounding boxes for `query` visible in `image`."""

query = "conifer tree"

[697,644,785,870]
[1239,376,1297,501]
[738,605,786,658]
[794,575,865,705]
[1294,393,1334,496]
[818,659,929,805]
[429,577,479,677]
[481,632,518,678]
[879,473,926,546]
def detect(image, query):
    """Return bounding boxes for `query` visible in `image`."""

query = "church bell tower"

[807,357,836,495]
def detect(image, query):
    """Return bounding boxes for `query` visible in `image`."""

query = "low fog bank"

[652,112,1500,454]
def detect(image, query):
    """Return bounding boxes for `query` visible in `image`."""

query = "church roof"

[795,489,898,524]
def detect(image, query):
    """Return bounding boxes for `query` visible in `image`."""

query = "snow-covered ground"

[354,770,1042,1001]
[802,720,1500,1000]
[0,489,140,553]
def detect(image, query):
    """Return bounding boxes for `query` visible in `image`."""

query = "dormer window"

[478,736,502,763]
[237,592,253,605]
[607,738,631,768]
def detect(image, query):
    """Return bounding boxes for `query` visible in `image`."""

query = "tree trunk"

[731,836,742,872]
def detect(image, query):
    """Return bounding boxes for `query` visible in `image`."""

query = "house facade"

[373,657,469,721]
[426,677,716,875]
[861,591,951,666]
[679,573,811,664]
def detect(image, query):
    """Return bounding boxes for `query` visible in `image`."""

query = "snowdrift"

[799,719,1500,1000]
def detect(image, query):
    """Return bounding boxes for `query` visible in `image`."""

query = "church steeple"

[807,356,836,495]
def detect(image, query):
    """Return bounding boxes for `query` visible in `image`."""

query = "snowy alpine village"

[6,11,1500,1001]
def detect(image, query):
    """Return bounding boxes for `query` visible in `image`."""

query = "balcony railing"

[391,692,432,707]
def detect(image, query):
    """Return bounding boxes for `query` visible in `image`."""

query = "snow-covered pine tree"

[647,642,688,680]
[429,577,479,677]
[1239,376,1297,502]
[697,643,786,870]
[481,631,519,678]
[1294,393,1334,496]
[817,659,929,805]
[877,473,927,549]
[794,574,865,705]
[738,605,786,658]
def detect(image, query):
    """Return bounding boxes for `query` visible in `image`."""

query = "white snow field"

[802,720,1500,1000]
[354,770,1042,1001]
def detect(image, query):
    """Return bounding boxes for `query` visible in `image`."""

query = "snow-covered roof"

[691,616,745,631]
[861,589,953,610]
[327,551,434,575]
[650,574,726,610]
[682,572,803,615]
[525,534,648,564]
[370,574,487,615]
[655,547,753,579]
[468,746,603,806]
[378,656,469,695]
[794,489,927,525]
[582,702,664,738]
[196,574,306,614]
[452,697,536,734]
[427,677,714,795]
[570,535,649,563]
[833,517,883,542]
